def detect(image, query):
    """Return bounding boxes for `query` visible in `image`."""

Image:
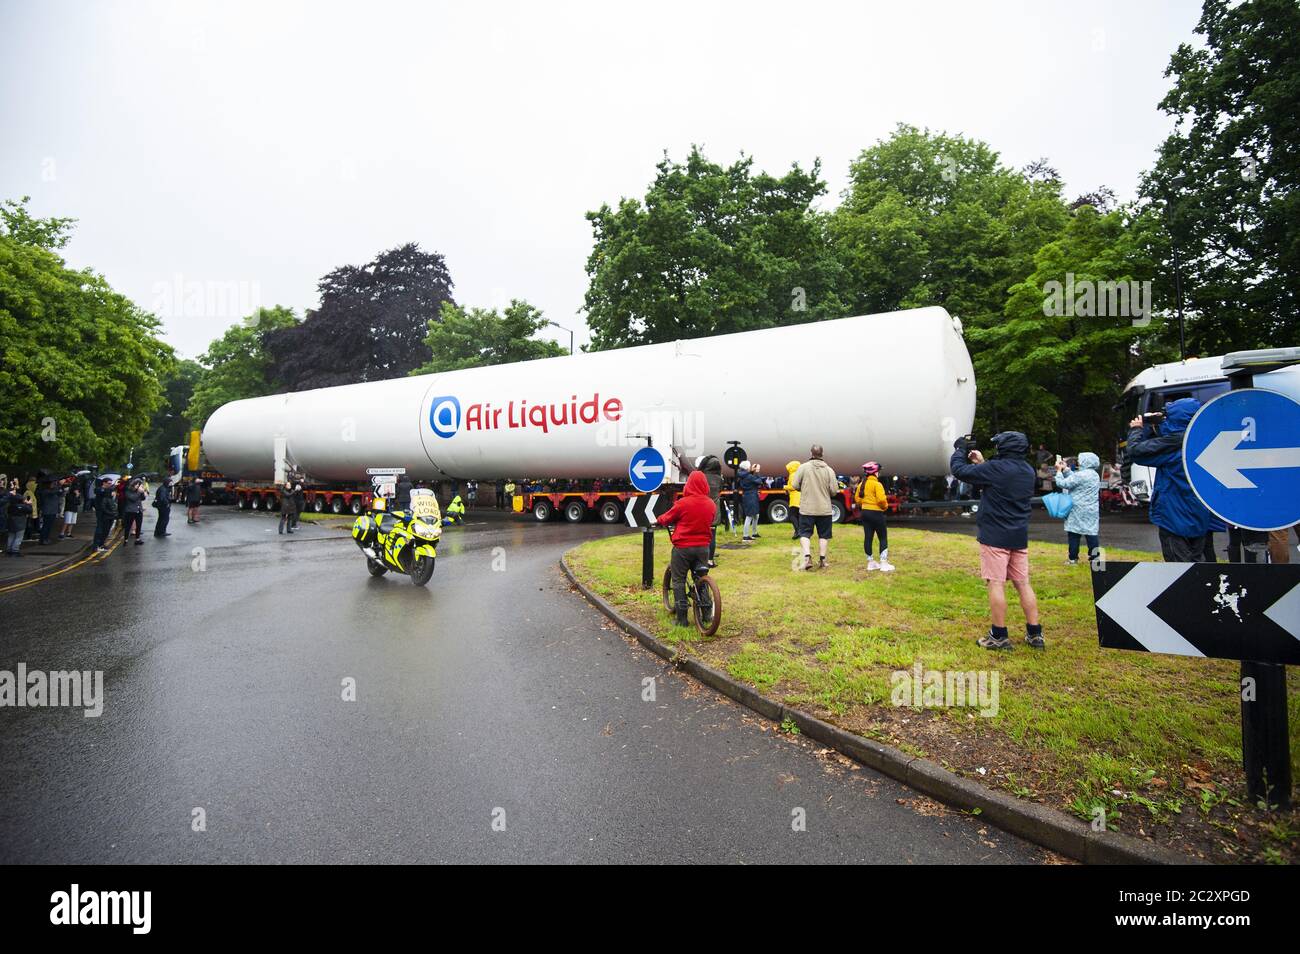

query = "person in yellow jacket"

[854,461,893,572]
[444,493,467,525]
[784,460,802,540]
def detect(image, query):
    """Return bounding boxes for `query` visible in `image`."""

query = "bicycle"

[661,557,722,637]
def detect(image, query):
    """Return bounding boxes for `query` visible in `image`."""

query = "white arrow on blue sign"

[1183,388,1300,531]
[628,446,668,493]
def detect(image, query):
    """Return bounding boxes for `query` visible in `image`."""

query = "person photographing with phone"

[949,432,1044,650]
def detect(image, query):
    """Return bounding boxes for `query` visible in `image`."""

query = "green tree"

[186,306,299,428]
[975,205,1166,453]
[831,125,1070,331]
[1141,0,1300,353]
[583,147,845,349]
[410,299,565,374]
[0,204,173,471]
[0,196,76,250]
[134,358,202,473]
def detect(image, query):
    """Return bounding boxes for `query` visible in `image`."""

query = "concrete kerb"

[559,548,1197,866]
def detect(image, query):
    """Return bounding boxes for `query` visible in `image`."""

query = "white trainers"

[866,559,880,571]
[878,560,895,572]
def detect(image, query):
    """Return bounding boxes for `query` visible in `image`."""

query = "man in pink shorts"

[950,431,1043,650]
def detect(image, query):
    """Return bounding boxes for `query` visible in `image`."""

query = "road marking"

[0,530,124,594]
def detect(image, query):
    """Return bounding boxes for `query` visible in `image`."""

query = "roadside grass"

[567,524,1300,861]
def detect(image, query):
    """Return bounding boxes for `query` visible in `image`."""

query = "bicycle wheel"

[661,566,674,613]
[692,574,721,637]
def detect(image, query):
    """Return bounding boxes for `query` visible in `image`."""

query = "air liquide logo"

[429,395,461,438]
[427,393,623,438]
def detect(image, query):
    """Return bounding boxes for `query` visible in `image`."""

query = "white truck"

[1120,351,1300,500]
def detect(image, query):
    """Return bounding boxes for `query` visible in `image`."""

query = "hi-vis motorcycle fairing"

[351,494,440,585]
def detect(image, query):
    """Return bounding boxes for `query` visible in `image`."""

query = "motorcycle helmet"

[861,461,880,475]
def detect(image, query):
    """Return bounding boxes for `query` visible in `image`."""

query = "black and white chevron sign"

[1091,562,1300,664]
[625,493,672,528]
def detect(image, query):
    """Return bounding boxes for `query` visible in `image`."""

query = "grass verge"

[567,524,1300,863]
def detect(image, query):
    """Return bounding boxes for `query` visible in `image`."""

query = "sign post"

[1183,370,1300,810]
[628,446,669,589]
[1096,352,1300,808]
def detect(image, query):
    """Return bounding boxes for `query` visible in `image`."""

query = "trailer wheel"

[830,500,845,524]
[532,499,554,522]
[598,500,622,524]
[236,495,248,510]
[765,499,789,524]
[249,495,261,511]
[330,496,345,515]
[563,500,587,523]
[312,496,324,513]
[349,497,364,515]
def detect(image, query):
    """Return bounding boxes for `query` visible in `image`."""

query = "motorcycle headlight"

[411,520,439,538]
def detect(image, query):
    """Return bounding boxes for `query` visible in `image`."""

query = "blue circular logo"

[429,396,461,439]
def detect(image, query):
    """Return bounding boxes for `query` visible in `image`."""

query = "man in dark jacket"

[656,471,717,627]
[393,475,413,513]
[5,478,33,556]
[950,431,1043,650]
[121,479,145,544]
[153,478,172,537]
[279,473,302,534]
[679,454,724,566]
[93,477,118,551]
[37,480,64,545]
[1125,398,1214,562]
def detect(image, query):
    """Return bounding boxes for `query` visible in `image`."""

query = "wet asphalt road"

[0,508,1053,864]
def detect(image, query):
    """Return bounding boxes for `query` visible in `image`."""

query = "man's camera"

[953,433,978,453]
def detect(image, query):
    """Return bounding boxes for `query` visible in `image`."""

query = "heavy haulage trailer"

[200,307,977,520]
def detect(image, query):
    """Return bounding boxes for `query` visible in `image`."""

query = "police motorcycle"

[351,489,441,586]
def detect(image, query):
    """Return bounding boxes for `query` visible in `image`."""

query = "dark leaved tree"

[264,243,454,390]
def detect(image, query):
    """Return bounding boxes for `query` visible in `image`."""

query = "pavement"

[0,505,1054,864]
[0,519,101,589]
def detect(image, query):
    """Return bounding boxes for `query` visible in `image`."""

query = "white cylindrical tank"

[202,307,976,482]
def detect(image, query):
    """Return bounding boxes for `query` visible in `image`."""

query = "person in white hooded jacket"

[1054,451,1101,564]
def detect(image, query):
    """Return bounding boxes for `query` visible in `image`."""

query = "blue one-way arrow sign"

[628,446,667,493]
[1184,388,1300,532]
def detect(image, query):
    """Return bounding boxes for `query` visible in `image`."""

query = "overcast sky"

[1,0,1203,359]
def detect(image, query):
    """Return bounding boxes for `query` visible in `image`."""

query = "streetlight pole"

[546,320,574,355]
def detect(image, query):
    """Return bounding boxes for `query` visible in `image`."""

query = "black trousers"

[93,512,114,548]
[154,507,170,536]
[861,510,887,557]
[122,511,142,539]
[670,545,711,612]
[1159,528,1208,562]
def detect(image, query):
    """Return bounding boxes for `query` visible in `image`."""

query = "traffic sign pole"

[1222,375,1294,808]
[628,445,669,590]
[642,528,654,589]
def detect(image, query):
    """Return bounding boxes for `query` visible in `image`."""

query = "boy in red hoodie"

[655,470,717,627]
